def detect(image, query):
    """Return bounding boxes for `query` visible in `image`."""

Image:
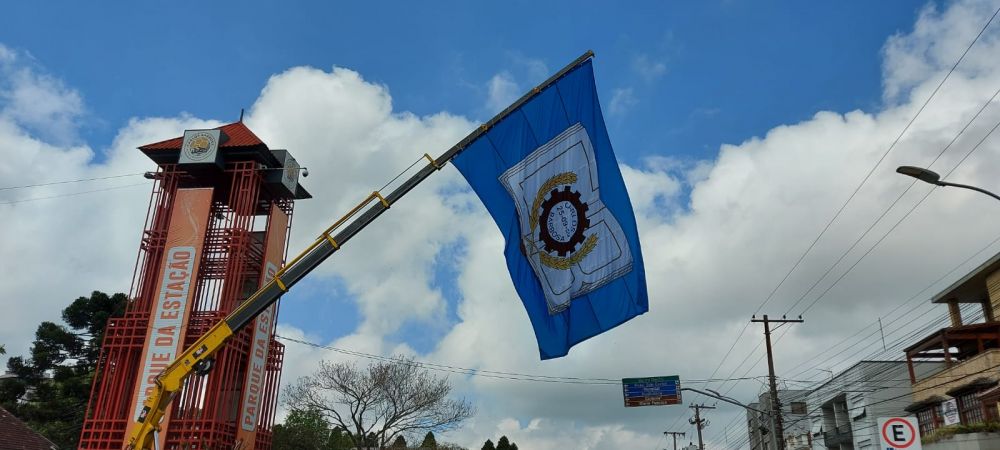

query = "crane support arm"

[125,50,594,449]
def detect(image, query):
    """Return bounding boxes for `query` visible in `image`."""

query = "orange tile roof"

[139,121,266,151]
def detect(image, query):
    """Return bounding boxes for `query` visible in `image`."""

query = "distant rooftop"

[0,406,57,450]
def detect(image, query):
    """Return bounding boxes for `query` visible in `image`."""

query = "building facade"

[806,360,941,450]
[905,252,1000,437]
[747,390,811,450]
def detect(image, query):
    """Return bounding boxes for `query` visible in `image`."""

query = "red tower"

[80,122,309,449]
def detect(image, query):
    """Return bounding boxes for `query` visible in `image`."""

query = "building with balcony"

[747,390,811,450]
[905,253,1000,436]
[806,360,941,450]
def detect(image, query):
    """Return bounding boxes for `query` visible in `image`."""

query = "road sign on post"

[878,417,921,450]
[622,375,681,407]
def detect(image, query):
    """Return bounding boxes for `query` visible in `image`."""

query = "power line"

[702,4,999,394]
[276,335,762,386]
[779,232,1000,380]
[0,172,145,191]
[798,114,1000,317]
[0,182,148,205]
[709,103,1000,443]
[782,86,1000,316]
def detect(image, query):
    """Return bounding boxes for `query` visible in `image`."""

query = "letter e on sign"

[877,417,921,450]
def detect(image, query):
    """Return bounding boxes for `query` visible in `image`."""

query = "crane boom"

[124,50,594,449]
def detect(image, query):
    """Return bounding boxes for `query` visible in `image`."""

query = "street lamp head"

[896,166,942,185]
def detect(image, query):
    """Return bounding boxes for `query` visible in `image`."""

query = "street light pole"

[682,388,779,450]
[896,166,1000,201]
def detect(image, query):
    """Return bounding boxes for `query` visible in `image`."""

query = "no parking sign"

[878,417,922,450]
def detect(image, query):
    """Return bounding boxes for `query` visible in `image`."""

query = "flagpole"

[226,49,597,329]
[127,50,601,449]
[436,49,595,164]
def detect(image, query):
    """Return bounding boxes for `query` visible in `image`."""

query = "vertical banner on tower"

[235,205,289,449]
[125,188,214,447]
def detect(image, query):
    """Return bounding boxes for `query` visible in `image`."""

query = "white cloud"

[3,2,1000,449]
[609,87,638,116]
[0,46,84,145]
[485,71,519,114]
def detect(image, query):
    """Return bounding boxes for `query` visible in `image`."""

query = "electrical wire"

[276,335,764,386]
[0,182,148,205]
[718,108,1000,407]
[0,172,145,191]
[703,1,1000,399]
[798,114,1000,317]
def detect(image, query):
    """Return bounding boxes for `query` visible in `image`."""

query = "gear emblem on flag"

[499,123,634,314]
[539,186,589,256]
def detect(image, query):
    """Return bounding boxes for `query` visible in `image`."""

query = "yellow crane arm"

[124,50,594,450]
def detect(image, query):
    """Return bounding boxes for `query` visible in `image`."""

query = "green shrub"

[922,422,1000,444]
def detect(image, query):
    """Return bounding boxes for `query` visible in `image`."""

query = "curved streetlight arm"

[896,165,1000,202]
[939,181,1000,202]
[680,387,771,416]
[682,387,780,449]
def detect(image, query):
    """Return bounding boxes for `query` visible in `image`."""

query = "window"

[790,402,807,414]
[917,407,938,435]
[959,392,985,424]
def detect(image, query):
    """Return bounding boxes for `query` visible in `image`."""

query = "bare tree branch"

[283,356,475,448]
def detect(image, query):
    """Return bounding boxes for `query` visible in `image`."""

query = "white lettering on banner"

[239,262,279,432]
[133,246,196,420]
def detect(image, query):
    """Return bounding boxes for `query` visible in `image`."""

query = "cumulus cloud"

[4,1,1000,449]
[0,44,85,145]
[609,87,638,116]
[485,71,520,114]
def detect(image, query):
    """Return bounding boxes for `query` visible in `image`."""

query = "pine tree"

[421,431,438,448]
[391,435,408,448]
[0,291,126,449]
[481,439,496,450]
[496,436,512,450]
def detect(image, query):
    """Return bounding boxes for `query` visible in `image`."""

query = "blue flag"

[452,59,648,359]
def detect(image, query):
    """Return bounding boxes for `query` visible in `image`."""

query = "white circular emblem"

[183,132,216,162]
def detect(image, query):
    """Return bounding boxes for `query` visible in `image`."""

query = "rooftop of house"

[0,406,57,450]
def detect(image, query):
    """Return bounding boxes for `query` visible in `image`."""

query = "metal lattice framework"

[80,161,292,449]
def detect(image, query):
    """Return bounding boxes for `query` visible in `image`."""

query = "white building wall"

[808,361,942,450]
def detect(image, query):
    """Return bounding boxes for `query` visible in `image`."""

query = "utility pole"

[689,404,715,450]
[664,431,686,450]
[751,314,803,450]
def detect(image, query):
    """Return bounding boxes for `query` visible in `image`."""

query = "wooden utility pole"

[689,404,715,450]
[664,431,686,450]
[751,315,803,450]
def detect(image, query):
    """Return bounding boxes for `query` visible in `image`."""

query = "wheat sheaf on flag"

[452,57,647,359]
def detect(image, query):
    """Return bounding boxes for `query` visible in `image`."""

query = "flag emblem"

[451,57,648,359]
[500,123,634,314]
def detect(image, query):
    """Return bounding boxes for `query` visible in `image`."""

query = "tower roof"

[140,121,265,151]
[139,121,281,167]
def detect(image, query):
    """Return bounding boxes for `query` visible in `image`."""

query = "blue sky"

[3,0,927,350]
[1,1,925,161]
[11,1,1000,448]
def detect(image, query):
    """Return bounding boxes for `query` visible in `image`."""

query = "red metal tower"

[80,122,309,449]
